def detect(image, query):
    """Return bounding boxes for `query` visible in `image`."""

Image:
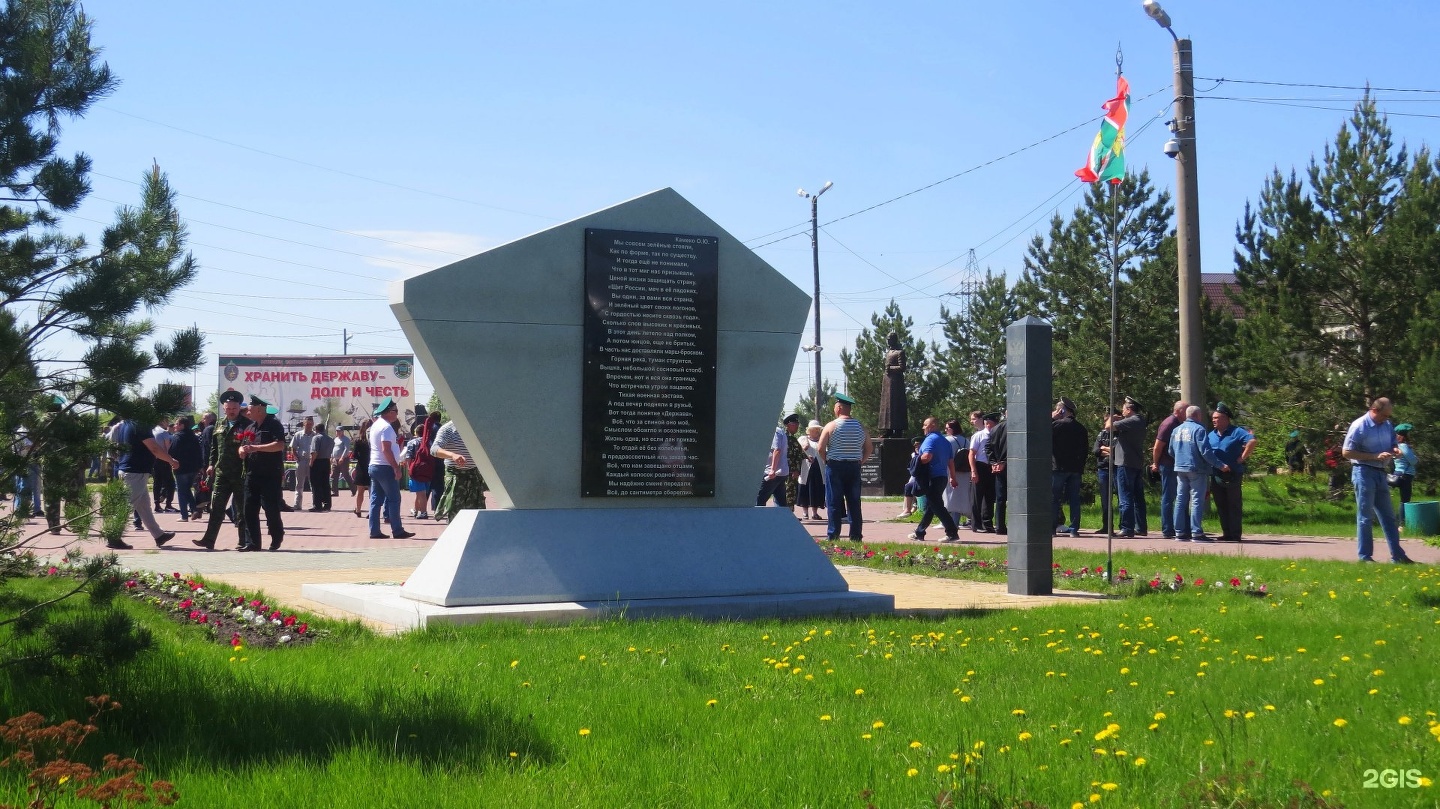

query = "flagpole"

[1105,46,1124,585]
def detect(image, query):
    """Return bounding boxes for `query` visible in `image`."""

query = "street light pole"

[1144,0,1205,406]
[799,181,832,422]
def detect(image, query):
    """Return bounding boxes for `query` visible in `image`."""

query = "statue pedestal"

[879,438,913,497]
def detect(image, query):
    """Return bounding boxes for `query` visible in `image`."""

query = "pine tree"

[936,269,1016,416]
[0,0,203,674]
[1011,170,1176,423]
[837,301,946,433]
[789,379,839,426]
[1231,94,1440,418]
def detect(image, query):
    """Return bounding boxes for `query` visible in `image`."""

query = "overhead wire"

[96,105,559,220]
[91,171,472,257]
[747,86,1169,252]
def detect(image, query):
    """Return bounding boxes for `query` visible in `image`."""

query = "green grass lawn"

[3,553,1437,808]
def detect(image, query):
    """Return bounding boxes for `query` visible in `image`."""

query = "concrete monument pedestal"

[300,188,892,626]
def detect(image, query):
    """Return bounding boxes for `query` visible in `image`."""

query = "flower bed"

[41,558,323,649]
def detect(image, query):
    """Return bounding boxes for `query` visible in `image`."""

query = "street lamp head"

[819,180,833,195]
[797,187,808,197]
[1142,0,1173,29]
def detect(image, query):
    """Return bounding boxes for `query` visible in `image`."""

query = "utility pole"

[1145,0,1205,405]
[799,181,832,422]
[342,328,350,356]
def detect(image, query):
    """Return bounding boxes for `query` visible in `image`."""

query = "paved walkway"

[21,497,1435,630]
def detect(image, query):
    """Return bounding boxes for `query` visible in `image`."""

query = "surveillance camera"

[1163,137,1181,158]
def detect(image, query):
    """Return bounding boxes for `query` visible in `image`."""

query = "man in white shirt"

[968,410,996,532]
[329,424,352,496]
[366,398,414,540]
[289,416,316,509]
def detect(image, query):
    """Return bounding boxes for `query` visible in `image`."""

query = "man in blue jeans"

[1342,397,1414,564]
[1149,400,1187,539]
[367,397,415,540]
[1050,398,1089,537]
[817,393,872,542]
[1110,396,1148,537]
[907,417,960,542]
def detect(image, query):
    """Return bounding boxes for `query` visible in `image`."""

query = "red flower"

[189,581,203,591]
[45,566,57,576]
[283,615,297,627]
[269,610,282,621]
[188,610,201,621]
[198,614,209,624]
[1230,577,1242,587]
[173,572,181,579]
[250,599,263,608]
[231,633,242,647]
[1052,563,1060,569]
[1118,568,1128,577]
[1194,578,1205,586]
[1149,579,1161,588]
[178,599,193,610]
[125,580,137,588]
[968,550,976,557]
[1174,573,1184,584]
[297,623,308,634]
[1063,569,1074,577]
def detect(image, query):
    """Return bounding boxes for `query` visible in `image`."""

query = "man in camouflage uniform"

[785,421,805,510]
[193,390,251,551]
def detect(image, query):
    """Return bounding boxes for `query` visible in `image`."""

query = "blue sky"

[54,0,1440,412]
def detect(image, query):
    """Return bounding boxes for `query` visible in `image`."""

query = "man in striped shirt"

[816,392,873,542]
[430,419,488,520]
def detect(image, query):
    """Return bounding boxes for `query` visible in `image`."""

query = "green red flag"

[1076,76,1130,184]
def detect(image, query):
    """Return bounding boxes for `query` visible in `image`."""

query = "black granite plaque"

[582,229,718,497]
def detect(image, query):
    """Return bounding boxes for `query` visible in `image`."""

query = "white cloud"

[352,230,496,278]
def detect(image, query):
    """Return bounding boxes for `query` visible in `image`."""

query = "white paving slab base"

[301,582,894,629]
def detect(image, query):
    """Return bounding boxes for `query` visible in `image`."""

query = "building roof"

[1201,272,1245,318]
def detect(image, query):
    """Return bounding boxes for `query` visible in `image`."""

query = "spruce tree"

[0,0,202,674]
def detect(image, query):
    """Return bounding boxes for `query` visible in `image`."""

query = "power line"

[1200,96,1440,120]
[1197,77,1440,94]
[96,105,558,220]
[90,195,436,270]
[91,171,472,257]
[748,86,1169,251]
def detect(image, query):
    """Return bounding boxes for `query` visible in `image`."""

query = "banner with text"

[217,354,415,429]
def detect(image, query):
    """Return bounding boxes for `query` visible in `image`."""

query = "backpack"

[406,424,435,483]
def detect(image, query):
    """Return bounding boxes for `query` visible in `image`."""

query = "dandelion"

[1153,712,1166,721]
[910,741,923,749]
[960,695,973,703]
[820,715,831,721]
[1372,669,1385,676]
[1101,783,1118,791]
[906,768,918,777]
[1313,679,1325,686]
[706,699,717,707]
[873,720,885,729]
[578,728,591,736]
[1089,794,1101,804]
[1019,732,1033,741]
[854,688,865,696]
[1012,709,1027,717]
[1399,716,1413,725]
[508,752,517,758]
[937,764,951,773]
[1134,757,1146,766]
[1333,718,1347,728]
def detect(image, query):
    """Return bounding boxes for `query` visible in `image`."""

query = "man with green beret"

[1392,422,1416,506]
[1206,402,1257,542]
[239,395,287,551]
[367,396,415,539]
[194,390,252,550]
[1284,429,1308,474]
[816,392,873,541]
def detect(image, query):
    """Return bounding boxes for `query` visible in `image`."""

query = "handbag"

[907,452,931,487]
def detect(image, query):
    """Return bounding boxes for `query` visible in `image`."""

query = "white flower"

[241,609,255,620]
[1214,581,1224,588]
[195,588,206,595]
[271,619,282,626]
[253,615,267,626]
[278,635,292,644]
[169,585,179,594]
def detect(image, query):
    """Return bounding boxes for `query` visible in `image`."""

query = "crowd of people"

[757,394,1421,564]
[6,394,489,552]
